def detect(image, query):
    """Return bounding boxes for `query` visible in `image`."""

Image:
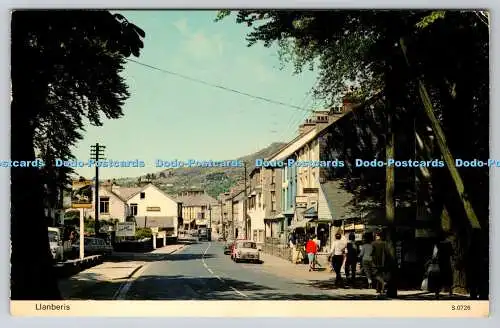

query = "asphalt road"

[125,240,340,300]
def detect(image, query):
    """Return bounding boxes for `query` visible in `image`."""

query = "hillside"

[114,142,286,199]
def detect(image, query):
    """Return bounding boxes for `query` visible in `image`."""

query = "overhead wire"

[126,58,311,113]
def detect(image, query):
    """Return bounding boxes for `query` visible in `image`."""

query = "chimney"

[342,96,358,112]
[298,118,317,136]
[111,183,120,193]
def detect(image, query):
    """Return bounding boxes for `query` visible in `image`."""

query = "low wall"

[114,240,153,252]
[262,243,292,261]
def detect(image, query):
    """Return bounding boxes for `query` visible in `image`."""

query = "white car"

[231,240,261,263]
[48,227,64,262]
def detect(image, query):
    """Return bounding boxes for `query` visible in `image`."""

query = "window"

[271,191,276,211]
[140,192,145,199]
[271,169,276,184]
[130,203,138,216]
[99,197,109,214]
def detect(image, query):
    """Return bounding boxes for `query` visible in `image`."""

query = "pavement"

[58,239,471,300]
[58,243,187,300]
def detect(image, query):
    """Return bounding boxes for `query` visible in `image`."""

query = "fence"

[263,238,291,261]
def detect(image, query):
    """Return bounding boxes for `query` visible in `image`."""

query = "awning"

[264,214,285,222]
[287,219,312,230]
[304,207,318,218]
[309,217,333,224]
[282,209,295,216]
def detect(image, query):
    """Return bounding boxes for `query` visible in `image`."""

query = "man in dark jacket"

[371,229,396,296]
[345,232,358,281]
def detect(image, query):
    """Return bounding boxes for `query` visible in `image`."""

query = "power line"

[126,58,311,113]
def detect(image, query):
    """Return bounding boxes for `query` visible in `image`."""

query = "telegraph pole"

[208,203,212,228]
[90,143,105,236]
[220,199,224,239]
[243,161,248,239]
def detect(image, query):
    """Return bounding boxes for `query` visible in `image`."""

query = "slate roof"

[176,193,219,207]
[112,187,143,201]
[321,180,356,220]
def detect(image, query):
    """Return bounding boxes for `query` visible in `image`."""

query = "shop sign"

[344,223,355,230]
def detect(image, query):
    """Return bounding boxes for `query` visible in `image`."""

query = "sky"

[72,10,320,179]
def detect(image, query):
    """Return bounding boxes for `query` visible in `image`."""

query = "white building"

[127,183,182,241]
[231,190,245,239]
[247,168,265,245]
[88,182,182,240]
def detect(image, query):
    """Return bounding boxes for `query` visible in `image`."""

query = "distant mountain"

[114,142,287,199]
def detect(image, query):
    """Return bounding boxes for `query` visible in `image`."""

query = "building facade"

[247,168,265,245]
[176,189,220,230]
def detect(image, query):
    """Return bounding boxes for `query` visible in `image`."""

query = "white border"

[1,1,498,327]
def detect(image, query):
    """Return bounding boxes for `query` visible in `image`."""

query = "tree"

[220,10,489,297]
[11,10,145,299]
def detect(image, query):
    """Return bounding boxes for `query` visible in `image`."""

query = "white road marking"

[113,244,188,300]
[201,242,248,298]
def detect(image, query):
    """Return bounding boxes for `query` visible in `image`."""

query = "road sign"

[71,179,93,208]
[116,222,136,237]
[151,227,159,234]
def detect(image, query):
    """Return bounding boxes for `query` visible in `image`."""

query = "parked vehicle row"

[72,237,113,256]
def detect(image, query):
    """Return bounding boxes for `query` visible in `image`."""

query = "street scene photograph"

[10,9,490,315]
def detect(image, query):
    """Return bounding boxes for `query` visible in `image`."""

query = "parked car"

[198,228,208,241]
[224,239,234,255]
[72,237,113,256]
[231,240,260,263]
[48,227,65,262]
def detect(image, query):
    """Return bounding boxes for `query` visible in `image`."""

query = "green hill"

[114,142,286,199]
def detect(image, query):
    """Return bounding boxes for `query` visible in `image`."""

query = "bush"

[135,227,152,239]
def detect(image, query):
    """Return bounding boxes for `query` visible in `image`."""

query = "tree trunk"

[10,101,62,300]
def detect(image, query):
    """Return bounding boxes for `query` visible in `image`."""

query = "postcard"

[9,9,490,317]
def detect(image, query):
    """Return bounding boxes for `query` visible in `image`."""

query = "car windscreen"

[241,242,256,249]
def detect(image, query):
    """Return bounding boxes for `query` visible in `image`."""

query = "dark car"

[224,240,234,255]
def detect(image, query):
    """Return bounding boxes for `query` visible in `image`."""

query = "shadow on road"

[59,271,473,301]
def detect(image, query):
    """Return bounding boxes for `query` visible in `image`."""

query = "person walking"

[313,235,322,268]
[425,231,453,299]
[330,233,347,285]
[437,231,453,297]
[345,232,359,282]
[359,233,374,288]
[371,231,388,294]
[305,235,318,271]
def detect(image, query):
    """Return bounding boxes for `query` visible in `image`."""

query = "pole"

[220,199,224,239]
[90,143,105,236]
[209,203,212,228]
[244,161,248,240]
[79,208,84,260]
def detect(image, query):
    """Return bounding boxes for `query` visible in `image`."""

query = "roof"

[232,191,246,202]
[106,183,179,203]
[320,181,356,220]
[111,187,142,202]
[267,92,383,162]
[176,193,219,207]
